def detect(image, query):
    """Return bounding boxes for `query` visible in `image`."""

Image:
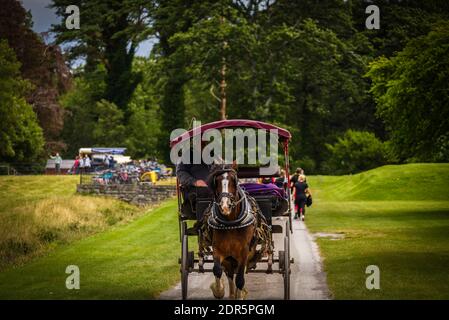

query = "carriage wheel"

[283,235,291,300]
[181,233,189,299]
[288,210,293,233]
[180,221,189,299]
[279,250,285,271]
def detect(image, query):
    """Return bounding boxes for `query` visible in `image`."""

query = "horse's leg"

[210,256,225,299]
[234,262,248,300]
[225,269,235,299]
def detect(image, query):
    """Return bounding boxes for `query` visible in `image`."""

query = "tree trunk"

[220,58,227,120]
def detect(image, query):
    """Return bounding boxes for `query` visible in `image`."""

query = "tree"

[324,130,387,175]
[152,0,217,163]
[93,100,126,147]
[0,0,71,154]
[367,22,449,162]
[0,40,44,163]
[352,0,449,57]
[167,2,373,170]
[51,0,153,116]
[124,58,161,159]
[60,66,106,157]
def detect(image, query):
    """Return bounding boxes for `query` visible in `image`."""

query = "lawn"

[0,164,448,299]
[306,163,449,299]
[0,175,145,270]
[0,199,180,299]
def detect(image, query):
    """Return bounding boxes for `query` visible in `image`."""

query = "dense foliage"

[367,22,449,162]
[0,40,44,162]
[0,0,70,156]
[324,130,387,175]
[1,0,448,172]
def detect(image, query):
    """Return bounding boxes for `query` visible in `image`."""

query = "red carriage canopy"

[169,119,292,148]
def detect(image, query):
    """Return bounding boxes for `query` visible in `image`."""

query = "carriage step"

[271,225,283,233]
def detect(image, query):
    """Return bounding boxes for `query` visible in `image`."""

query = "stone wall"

[76,183,177,206]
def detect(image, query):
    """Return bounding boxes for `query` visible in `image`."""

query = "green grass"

[0,176,144,270]
[0,163,448,299]
[0,199,180,299]
[0,175,79,213]
[306,163,449,299]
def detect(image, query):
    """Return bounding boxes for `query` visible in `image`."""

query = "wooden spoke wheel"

[180,222,189,299]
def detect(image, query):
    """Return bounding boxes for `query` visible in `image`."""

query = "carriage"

[170,120,294,300]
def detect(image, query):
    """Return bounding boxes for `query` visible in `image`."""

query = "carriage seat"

[180,186,213,221]
[240,183,289,223]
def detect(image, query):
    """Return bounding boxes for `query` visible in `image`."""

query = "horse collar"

[208,188,255,230]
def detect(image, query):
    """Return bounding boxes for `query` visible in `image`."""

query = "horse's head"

[208,162,239,217]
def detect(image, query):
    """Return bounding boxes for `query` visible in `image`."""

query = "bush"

[324,130,387,174]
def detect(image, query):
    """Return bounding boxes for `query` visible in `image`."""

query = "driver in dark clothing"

[176,162,210,188]
[176,148,214,219]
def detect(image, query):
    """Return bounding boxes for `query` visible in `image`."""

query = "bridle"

[216,190,245,210]
[207,166,256,229]
[212,169,244,211]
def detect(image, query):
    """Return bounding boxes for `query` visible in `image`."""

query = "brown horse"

[206,163,258,300]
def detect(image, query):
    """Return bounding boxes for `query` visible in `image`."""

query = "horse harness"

[208,187,255,230]
[198,185,271,258]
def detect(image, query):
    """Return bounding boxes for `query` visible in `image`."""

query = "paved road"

[159,217,330,300]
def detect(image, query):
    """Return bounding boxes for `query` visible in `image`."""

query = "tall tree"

[168,2,370,171]
[51,0,153,117]
[352,0,449,57]
[367,22,449,162]
[152,0,216,163]
[0,0,71,155]
[0,40,44,163]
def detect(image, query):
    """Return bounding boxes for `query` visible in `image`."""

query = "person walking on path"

[293,174,311,221]
[50,153,62,174]
[290,167,304,189]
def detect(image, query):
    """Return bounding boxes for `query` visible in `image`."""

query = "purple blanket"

[240,183,286,199]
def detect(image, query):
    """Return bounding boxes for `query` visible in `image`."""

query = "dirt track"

[159,217,330,300]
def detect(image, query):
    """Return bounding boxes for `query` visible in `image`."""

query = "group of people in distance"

[72,154,93,174]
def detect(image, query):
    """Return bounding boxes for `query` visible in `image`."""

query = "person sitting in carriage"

[176,142,215,219]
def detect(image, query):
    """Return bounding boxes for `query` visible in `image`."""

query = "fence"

[79,170,95,185]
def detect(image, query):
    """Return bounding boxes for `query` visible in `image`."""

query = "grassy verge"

[0,176,145,270]
[1,164,447,299]
[306,164,449,299]
[0,199,179,299]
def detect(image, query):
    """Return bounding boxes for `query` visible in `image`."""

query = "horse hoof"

[235,288,248,300]
[210,279,225,299]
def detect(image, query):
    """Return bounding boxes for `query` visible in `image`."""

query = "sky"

[20,0,154,57]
